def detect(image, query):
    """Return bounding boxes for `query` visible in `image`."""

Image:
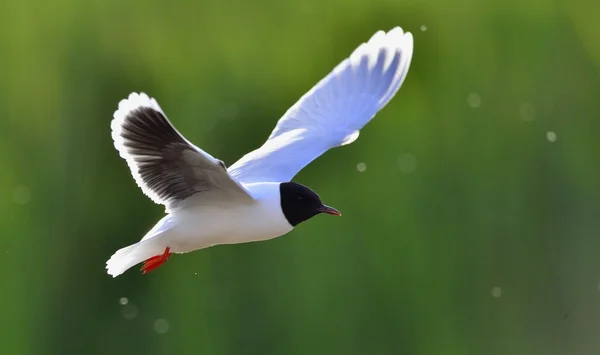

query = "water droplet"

[546,131,557,142]
[420,25,427,32]
[13,185,31,205]
[119,297,129,305]
[467,93,481,108]
[356,162,367,172]
[153,318,170,334]
[397,153,417,173]
[519,102,536,121]
[121,304,138,320]
[491,286,502,298]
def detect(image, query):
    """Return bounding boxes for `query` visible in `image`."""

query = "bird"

[106,27,413,277]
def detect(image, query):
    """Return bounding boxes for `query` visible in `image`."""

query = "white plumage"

[228,27,413,183]
[106,27,414,277]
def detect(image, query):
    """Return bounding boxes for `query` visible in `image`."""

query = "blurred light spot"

[121,303,138,320]
[519,102,536,121]
[299,2,313,14]
[196,96,219,131]
[467,93,481,108]
[119,297,129,305]
[153,318,170,334]
[356,162,367,172]
[420,25,427,32]
[546,131,557,142]
[219,102,239,121]
[13,185,31,205]
[491,286,502,298]
[397,153,417,173]
[194,272,198,276]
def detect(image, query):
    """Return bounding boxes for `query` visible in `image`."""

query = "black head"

[279,182,341,227]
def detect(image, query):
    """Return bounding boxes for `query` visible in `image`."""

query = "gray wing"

[111,92,253,212]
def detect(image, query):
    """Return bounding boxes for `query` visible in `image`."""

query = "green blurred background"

[2,0,600,354]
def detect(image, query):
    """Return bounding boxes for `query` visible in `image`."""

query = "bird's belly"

[166,204,292,253]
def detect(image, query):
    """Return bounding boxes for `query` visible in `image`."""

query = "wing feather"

[228,27,413,183]
[111,92,252,212]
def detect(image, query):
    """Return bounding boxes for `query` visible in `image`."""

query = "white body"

[156,182,292,252]
[106,183,292,275]
[106,27,414,277]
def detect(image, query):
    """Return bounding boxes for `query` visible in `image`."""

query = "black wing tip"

[112,93,185,152]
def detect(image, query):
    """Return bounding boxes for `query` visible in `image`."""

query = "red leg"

[141,247,172,274]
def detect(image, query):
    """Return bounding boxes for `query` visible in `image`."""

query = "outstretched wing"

[111,92,253,212]
[228,27,413,183]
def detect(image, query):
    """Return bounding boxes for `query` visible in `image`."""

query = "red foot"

[141,247,172,274]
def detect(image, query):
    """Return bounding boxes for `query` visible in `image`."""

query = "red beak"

[318,205,342,216]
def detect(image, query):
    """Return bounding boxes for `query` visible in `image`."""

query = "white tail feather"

[106,244,141,277]
[107,215,175,277]
[106,240,165,277]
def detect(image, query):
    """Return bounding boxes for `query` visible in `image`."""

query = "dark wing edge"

[111,92,252,211]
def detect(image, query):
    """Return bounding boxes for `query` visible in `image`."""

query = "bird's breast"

[167,199,292,253]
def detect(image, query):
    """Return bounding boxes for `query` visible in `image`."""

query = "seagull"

[106,27,413,277]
